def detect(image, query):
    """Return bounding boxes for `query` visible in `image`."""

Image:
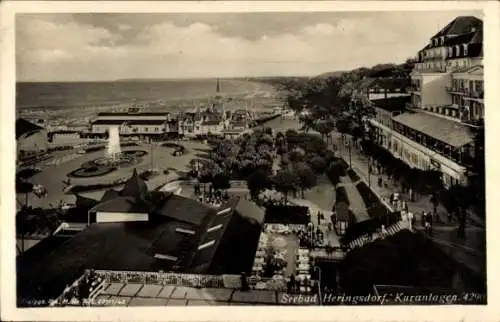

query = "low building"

[368,96,410,150]
[88,111,172,139]
[364,78,411,101]
[368,16,483,187]
[16,118,49,158]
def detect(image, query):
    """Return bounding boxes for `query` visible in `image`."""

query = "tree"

[326,159,345,187]
[211,172,231,192]
[273,168,298,203]
[246,169,272,200]
[309,155,328,174]
[294,162,317,198]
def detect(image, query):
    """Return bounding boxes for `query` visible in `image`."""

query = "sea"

[16,79,279,115]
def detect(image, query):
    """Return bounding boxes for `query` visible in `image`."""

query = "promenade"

[331,132,485,274]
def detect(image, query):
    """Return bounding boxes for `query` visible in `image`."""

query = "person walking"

[407,212,414,231]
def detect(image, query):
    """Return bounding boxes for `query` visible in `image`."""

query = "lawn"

[303,174,335,211]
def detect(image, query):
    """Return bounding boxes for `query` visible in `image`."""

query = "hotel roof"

[392,112,473,147]
[371,96,410,113]
[431,16,482,38]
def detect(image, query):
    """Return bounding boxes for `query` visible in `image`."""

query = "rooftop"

[364,78,410,92]
[392,111,473,147]
[18,184,264,301]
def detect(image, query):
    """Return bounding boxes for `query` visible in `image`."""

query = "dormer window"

[207,224,223,233]
[448,47,453,57]
[198,240,215,250]
[176,227,195,235]
[455,45,460,56]
[216,208,231,216]
[154,254,178,261]
[440,36,444,45]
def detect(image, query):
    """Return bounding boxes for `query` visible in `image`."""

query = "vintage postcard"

[1,1,499,321]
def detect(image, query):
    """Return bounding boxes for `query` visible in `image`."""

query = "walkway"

[337,176,370,222]
[330,132,485,274]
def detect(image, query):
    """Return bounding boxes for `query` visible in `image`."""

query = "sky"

[16,11,482,82]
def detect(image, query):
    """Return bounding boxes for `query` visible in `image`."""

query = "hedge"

[355,181,399,225]
[335,186,350,206]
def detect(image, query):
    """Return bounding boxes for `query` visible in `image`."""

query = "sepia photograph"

[2,1,498,320]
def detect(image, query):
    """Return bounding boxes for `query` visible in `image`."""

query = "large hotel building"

[369,16,483,187]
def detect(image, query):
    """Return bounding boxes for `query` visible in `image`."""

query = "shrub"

[347,169,360,182]
[335,186,350,206]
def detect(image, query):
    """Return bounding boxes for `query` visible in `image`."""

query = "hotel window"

[440,36,444,45]
[463,44,468,56]
[155,127,159,132]
[198,240,215,250]
[448,47,453,57]
[455,45,460,56]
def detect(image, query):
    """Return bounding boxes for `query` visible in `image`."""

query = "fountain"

[106,126,122,161]
[67,126,148,178]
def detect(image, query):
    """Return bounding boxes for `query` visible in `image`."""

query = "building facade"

[370,16,483,187]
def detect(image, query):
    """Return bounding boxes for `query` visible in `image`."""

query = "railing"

[446,86,468,94]
[95,270,226,288]
[468,91,484,99]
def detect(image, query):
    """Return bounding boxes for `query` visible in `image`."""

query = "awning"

[392,112,473,148]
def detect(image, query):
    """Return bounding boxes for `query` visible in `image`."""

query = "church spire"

[216,78,220,93]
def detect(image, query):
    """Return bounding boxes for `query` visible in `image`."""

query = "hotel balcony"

[446,86,469,95]
[465,90,484,101]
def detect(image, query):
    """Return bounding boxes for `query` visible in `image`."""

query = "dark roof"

[16,118,44,140]
[120,169,151,200]
[339,231,457,294]
[233,198,265,225]
[90,196,151,214]
[91,119,166,125]
[17,220,201,302]
[189,197,263,274]
[371,96,410,112]
[392,112,473,147]
[156,194,214,226]
[432,16,482,38]
[443,32,475,46]
[367,78,410,91]
[202,120,222,126]
[17,195,264,302]
[100,189,120,202]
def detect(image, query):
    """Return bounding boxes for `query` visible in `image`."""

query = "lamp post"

[368,156,372,189]
[314,265,322,305]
